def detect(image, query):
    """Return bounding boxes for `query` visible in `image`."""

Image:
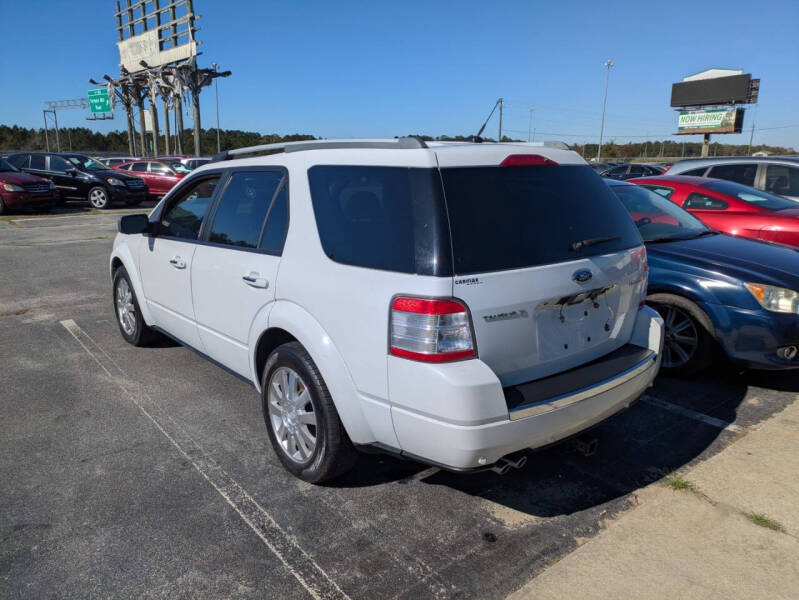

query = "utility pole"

[42,111,50,152]
[747,105,757,155]
[212,62,221,154]
[498,98,504,142]
[527,107,534,142]
[597,59,614,162]
[53,110,61,152]
[701,133,710,158]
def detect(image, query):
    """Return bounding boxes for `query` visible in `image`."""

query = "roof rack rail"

[211,136,428,162]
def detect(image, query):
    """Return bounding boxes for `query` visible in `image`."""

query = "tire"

[648,293,717,377]
[261,342,357,483]
[88,186,110,209]
[112,266,159,346]
[0,197,6,215]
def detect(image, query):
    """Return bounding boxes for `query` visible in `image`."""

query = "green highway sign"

[87,88,111,114]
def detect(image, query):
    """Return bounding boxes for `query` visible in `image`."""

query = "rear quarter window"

[441,165,642,274]
[308,166,451,275]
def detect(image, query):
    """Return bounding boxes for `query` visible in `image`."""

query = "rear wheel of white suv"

[262,342,356,482]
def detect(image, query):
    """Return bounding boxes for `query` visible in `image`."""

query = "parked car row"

[4,152,146,209]
[0,151,212,210]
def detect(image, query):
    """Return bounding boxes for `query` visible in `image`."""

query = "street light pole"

[597,59,613,162]
[212,62,221,154]
[527,107,534,142]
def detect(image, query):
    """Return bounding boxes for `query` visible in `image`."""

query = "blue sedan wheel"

[648,294,717,377]
[660,305,699,368]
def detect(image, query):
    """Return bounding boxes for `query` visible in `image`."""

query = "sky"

[1,0,797,149]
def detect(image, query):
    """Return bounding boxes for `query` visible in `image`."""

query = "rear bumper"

[388,306,663,469]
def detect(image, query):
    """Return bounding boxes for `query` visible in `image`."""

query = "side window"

[607,166,626,177]
[160,177,220,240]
[130,162,148,172]
[706,163,756,187]
[765,165,799,196]
[681,167,709,176]
[627,165,645,177]
[643,185,674,199]
[260,185,288,254]
[308,166,420,272]
[48,156,71,173]
[29,155,46,170]
[150,162,171,175]
[683,193,728,210]
[208,171,284,249]
[8,155,29,168]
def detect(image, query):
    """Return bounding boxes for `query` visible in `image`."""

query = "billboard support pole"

[192,91,202,156]
[136,98,147,157]
[149,94,160,156]
[701,133,710,158]
[174,96,184,154]
[162,96,171,155]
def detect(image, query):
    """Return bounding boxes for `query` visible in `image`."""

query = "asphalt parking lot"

[2,205,798,599]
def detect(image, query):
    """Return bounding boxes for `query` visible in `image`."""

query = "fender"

[110,238,155,326]
[248,299,379,445]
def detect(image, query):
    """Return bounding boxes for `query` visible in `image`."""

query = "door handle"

[242,273,269,289]
[169,256,186,269]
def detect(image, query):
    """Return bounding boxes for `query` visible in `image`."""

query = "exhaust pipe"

[490,461,511,475]
[489,454,528,475]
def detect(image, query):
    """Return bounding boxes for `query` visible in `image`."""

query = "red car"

[0,158,59,214]
[629,175,799,248]
[113,159,189,197]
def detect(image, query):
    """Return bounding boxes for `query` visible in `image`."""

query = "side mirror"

[66,167,78,177]
[118,214,151,235]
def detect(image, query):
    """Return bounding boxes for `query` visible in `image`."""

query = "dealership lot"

[2,209,798,599]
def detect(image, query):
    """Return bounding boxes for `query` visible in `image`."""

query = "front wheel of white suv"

[262,342,357,483]
[113,266,159,347]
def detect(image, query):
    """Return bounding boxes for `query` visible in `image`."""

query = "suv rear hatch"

[438,153,647,387]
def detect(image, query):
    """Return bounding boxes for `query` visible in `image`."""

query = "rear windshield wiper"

[570,236,620,252]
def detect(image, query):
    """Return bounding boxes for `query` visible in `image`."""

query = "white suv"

[110,138,664,482]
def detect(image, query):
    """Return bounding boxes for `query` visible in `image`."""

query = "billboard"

[115,0,197,72]
[676,108,744,135]
[671,73,753,107]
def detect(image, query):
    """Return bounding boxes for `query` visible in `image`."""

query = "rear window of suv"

[440,165,642,274]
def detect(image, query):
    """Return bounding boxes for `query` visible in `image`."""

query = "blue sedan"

[607,179,799,376]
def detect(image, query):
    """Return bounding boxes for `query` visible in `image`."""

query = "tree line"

[1,124,794,158]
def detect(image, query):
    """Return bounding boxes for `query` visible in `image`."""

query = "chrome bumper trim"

[508,351,657,421]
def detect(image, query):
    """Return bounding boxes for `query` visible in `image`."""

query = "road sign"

[87,89,111,113]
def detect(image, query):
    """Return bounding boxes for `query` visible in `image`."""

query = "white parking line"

[642,395,743,433]
[60,319,349,600]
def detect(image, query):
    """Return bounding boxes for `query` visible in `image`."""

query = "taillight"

[500,154,559,167]
[390,297,476,362]
[634,246,649,308]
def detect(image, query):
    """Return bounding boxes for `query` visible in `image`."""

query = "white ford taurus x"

[110,138,664,482]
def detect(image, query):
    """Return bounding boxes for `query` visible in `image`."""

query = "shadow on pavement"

[332,364,798,518]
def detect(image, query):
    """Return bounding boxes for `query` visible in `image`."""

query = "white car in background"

[110,138,663,482]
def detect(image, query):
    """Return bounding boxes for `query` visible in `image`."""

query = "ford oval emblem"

[573,269,593,284]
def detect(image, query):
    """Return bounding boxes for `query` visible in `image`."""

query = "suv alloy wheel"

[262,342,357,483]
